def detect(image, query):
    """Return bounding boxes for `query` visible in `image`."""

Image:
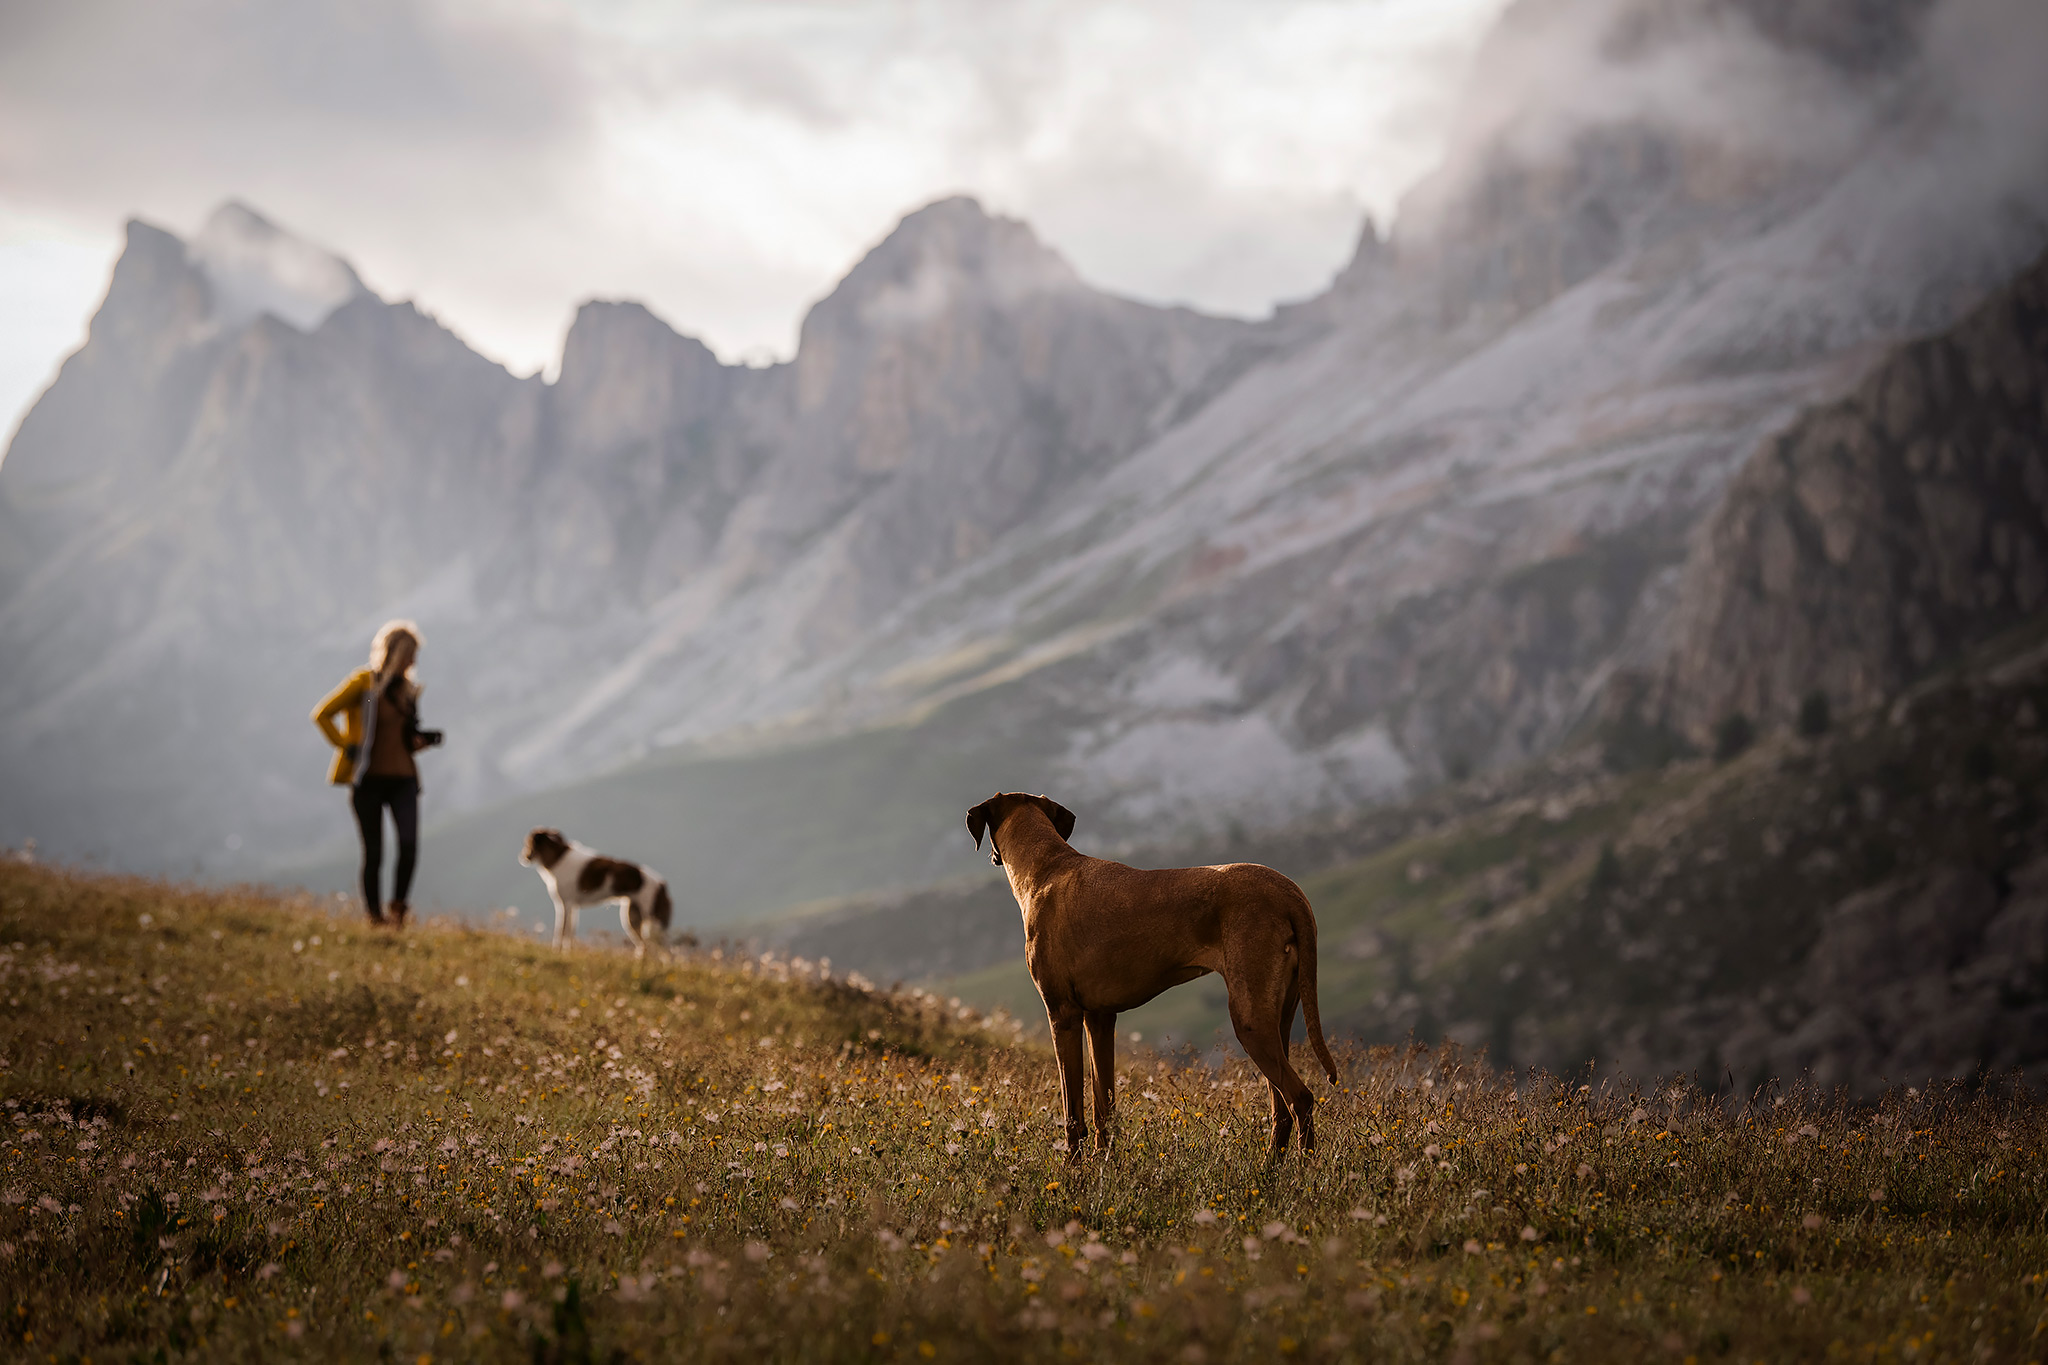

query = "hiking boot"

[390,901,411,929]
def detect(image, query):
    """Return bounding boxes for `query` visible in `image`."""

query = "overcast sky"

[0,0,1508,436]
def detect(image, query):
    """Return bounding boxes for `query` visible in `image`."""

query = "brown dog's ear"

[965,799,995,850]
[1034,795,1076,842]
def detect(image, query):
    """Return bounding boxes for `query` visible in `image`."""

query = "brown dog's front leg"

[1050,1012,1088,1161]
[1084,1011,1118,1151]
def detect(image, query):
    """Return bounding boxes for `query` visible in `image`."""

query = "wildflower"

[1792,1286,1812,1305]
[542,1261,563,1279]
[1463,1239,1482,1255]
[744,1241,770,1263]
[1262,1222,1287,1241]
[1802,1213,1824,1230]
[1521,1227,1539,1242]
[1081,1242,1109,1261]
[387,1270,407,1290]
[1194,1209,1218,1226]
[501,1290,524,1310]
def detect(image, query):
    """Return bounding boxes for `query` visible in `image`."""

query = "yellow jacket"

[311,668,379,786]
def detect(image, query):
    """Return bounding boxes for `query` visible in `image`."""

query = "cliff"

[1661,247,2048,738]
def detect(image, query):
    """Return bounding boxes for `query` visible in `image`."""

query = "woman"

[312,620,442,927]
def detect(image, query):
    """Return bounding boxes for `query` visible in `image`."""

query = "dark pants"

[351,776,418,921]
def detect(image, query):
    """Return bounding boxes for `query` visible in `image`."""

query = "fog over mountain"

[1,0,2044,927]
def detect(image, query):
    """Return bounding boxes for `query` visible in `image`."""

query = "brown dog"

[967,792,1338,1161]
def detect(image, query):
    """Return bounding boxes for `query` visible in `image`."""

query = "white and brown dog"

[520,828,674,958]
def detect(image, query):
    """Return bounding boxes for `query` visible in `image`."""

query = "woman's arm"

[311,674,365,749]
[398,685,442,752]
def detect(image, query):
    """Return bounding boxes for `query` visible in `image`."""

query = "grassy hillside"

[5,860,2048,1361]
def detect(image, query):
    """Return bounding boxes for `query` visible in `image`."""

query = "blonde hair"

[369,619,423,686]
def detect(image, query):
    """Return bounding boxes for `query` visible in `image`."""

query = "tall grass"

[2,860,2044,1362]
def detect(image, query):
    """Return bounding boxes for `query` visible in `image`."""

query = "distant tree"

[1589,843,1622,899]
[1713,712,1755,762]
[1797,691,1831,738]
[1962,740,1996,784]
[1599,713,1694,773]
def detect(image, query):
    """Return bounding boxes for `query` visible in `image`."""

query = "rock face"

[2,0,2046,906]
[1725,859,2048,1093]
[0,206,542,863]
[1661,249,2048,738]
[0,199,1254,873]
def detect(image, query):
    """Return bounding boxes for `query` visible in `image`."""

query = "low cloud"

[1394,0,2048,252]
[0,0,1507,389]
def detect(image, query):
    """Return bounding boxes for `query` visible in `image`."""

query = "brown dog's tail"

[1290,888,1339,1085]
[652,882,673,931]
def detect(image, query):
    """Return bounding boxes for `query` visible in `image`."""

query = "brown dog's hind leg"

[1227,952,1313,1162]
[1280,984,1317,1153]
[1049,1008,1089,1161]
[1265,1080,1294,1159]
[1084,1011,1118,1152]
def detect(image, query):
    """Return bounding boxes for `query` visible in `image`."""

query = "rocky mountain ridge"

[768,243,2048,1092]
[2,0,2044,918]
[1658,242,2048,736]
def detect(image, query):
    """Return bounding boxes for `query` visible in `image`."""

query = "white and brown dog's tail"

[651,882,673,933]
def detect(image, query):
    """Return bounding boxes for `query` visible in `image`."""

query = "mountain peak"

[804,195,1082,341]
[871,194,1073,276]
[188,201,366,334]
